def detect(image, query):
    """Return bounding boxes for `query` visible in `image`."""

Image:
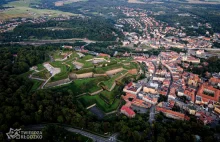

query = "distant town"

[115,7,220,50]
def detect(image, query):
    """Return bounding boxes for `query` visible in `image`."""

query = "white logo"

[6,128,42,140]
[6,128,21,139]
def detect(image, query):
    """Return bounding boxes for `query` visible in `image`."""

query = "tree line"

[1,17,124,42]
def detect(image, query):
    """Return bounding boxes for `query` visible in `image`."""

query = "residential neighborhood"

[116,6,220,51]
[120,50,220,126]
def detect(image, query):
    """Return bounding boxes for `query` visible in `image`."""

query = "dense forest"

[0,17,124,42]
[40,0,127,14]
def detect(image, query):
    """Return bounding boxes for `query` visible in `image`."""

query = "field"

[37,64,45,70]
[127,0,145,3]
[100,70,127,90]
[76,55,94,68]
[52,51,78,60]
[72,59,135,74]
[100,86,121,104]
[63,0,88,4]
[19,70,34,78]
[0,0,74,20]
[47,51,138,83]
[32,69,51,79]
[122,62,138,70]
[78,94,120,113]
[187,0,220,4]
[128,0,220,4]
[30,80,43,91]
[140,44,152,50]
[51,76,107,95]
[50,61,72,81]
[169,0,220,4]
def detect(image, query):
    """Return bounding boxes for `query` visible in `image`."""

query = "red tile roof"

[209,77,220,84]
[197,83,220,103]
[198,112,213,124]
[156,107,190,120]
[98,53,110,57]
[127,82,133,88]
[121,105,135,116]
[184,88,196,102]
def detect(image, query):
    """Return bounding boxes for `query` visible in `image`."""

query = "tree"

[132,131,141,142]
[157,136,166,142]
[57,115,64,123]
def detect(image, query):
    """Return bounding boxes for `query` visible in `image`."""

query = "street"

[25,124,119,142]
[149,105,155,124]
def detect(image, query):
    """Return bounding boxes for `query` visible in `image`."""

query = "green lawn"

[100,86,121,104]
[71,52,80,58]
[77,55,94,68]
[101,70,127,90]
[65,60,75,69]
[1,0,74,20]
[52,51,63,59]
[32,70,50,79]
[30,80,43,92]
[52,51,76,60]
[37,64,45,70]
[51,76,107,95]
[86,77,108,93]
[72,63,123,74]
[73,68,94,74]
[78,94,120,113]
[123,62,138,70]
[50,61,72,81]
[111,57,133,63]
[72,56,134,74]
[63,0,88,4]
[98,63,121,72]
[19,70,34,79]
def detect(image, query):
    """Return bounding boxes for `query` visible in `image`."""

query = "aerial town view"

[0,0,220,141]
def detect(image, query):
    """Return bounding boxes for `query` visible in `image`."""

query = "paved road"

[167,69,173,97]
[0,38,96,46]
[25,124,119,142]
[151,61,157,78]
[187,48,220,51]
[148,61,157,124]
[29,75,46,81]
[149,105,155,124]
[161,62,173,96]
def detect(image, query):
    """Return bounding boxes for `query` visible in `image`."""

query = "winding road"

[25,124,120,142]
